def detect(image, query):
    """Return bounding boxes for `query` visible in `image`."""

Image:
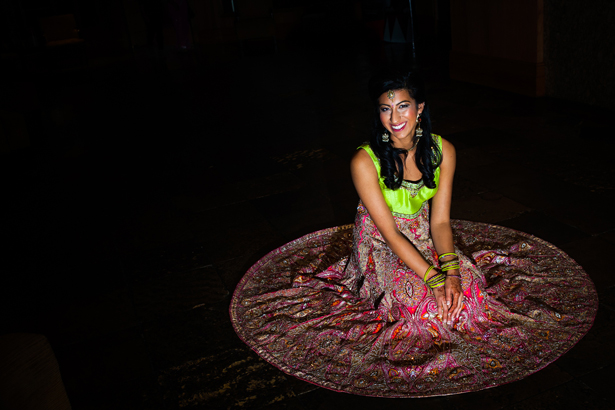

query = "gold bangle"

[438,252,457,261]
[426,273,447,288]
[423,265,435,282]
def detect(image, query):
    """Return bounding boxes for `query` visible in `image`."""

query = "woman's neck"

[393,138,418,151]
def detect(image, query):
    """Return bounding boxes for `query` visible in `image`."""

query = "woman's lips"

[391,122,407,132]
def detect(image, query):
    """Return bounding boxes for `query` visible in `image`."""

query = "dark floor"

[2,30,615,410]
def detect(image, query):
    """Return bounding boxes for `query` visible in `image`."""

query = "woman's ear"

[418,102,425,115]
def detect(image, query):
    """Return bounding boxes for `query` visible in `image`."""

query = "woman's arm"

[430,138,463,324]
[350,149,432,278]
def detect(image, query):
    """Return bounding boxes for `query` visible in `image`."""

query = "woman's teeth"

[392,123,406,131]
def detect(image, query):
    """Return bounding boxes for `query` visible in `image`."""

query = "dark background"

[1,0,614,409]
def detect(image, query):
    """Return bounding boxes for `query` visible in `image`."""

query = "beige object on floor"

[0,333,72,410]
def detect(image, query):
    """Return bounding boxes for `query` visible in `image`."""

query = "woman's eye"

[399,104,410,109]
[380,107,389,112]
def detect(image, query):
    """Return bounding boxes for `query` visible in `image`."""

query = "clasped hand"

[433,276,463,326]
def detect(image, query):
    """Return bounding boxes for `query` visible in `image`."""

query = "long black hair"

[368,69,442,190]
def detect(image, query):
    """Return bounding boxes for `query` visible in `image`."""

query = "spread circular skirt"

[230,220,597,398]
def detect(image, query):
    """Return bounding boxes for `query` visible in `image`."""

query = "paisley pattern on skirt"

[230,202,598,397]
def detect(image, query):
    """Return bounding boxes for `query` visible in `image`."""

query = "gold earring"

[382,131,390,142]
[416,115,423,137]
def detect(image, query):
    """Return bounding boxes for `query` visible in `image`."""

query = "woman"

[230,70,597,397]
[351,70,462,328]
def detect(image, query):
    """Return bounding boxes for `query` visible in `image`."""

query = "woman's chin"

[392,133,415,145]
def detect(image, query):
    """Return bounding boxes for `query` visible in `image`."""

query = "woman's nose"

[391,109,399,123]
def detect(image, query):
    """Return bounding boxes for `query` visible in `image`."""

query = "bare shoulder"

[350,148,379,183]
[351,148,374,170]
[439,137,456,157]
[438,136,456,174]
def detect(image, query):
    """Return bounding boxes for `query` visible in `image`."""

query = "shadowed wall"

[544,0,615,111]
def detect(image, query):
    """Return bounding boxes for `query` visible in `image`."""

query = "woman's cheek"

[403,107,416,118]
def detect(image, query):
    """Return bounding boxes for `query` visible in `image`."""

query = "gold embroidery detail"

[401,178,424,197]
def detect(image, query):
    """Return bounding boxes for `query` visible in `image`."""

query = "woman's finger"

[440,294,450,324]
[453,292,463,322]
[435,290,444,320]
[452,287,464,321]
[446,292,455,325]
[444,288,454,324]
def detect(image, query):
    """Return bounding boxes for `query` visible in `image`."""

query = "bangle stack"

[441,260,460,272]
[438,252,461,277]
[424,265,446,288]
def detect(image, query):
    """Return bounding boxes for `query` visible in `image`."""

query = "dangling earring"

[415,115,423,138]
[382,131,390,142]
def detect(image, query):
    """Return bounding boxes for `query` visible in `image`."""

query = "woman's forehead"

[379,88,412,104]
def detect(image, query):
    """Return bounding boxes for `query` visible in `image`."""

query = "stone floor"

[2,29,615,410]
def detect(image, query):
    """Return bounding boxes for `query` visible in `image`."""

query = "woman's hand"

[445,275,463,325]
[433,275,463,326]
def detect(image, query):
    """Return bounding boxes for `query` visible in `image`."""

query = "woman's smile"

[391,122,407,132]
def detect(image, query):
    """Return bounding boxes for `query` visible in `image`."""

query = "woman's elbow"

[382,229,406,247]
[430,219,452,232]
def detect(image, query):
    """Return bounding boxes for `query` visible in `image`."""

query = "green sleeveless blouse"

[359,134,441,218]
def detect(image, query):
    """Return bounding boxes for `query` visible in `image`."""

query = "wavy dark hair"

[368,69,442,190]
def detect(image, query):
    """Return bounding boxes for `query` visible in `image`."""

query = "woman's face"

[378,89,424,144]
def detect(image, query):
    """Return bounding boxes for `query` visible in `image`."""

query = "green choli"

[359,135,441,218]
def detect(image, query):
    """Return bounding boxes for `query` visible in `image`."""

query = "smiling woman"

[229,69,598,397]
[378,89,423,146]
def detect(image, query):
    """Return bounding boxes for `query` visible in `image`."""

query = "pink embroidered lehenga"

[230,139,597,398]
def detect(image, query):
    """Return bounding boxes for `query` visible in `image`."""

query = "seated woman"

[230,70,597,397]
[351,70,462,328]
